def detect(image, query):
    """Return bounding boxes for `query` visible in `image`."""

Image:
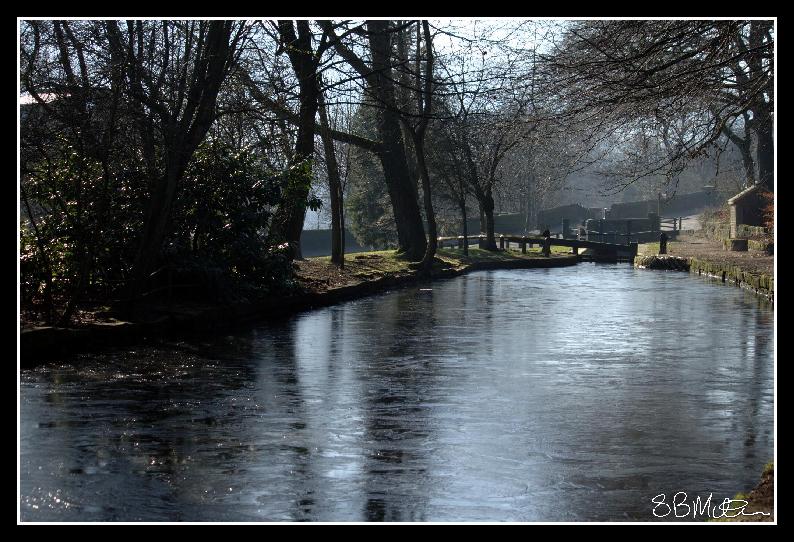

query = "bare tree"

[265,21,332,260]
[317,82,346,266]
[320,20,428,261]
[394,21,438,272]
[102,20,249,309]
[544,20,774,193]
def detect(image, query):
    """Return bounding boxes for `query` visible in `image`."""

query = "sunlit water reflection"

[20,264,774,521]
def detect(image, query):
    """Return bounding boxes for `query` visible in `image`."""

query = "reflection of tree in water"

[253,320,319,522]
[354,275,496,521]
[478,273,496,354]
[22,270,777,522]
[354,288,447,522]
[697,295,774,475]
[736,303,774,469]
[22,275,512,521]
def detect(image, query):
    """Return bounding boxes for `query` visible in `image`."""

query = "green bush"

[21,136,302,319]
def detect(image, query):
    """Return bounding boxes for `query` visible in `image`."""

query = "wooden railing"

[660,217,684,231]
[436,234,639,258]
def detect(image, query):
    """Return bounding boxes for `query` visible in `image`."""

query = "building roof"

[727,183,764,205]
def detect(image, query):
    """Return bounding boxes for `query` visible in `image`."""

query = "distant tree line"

[19,19,774,325]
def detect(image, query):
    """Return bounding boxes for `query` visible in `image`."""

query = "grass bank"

[295,246,572,291]
[708,462,774,522]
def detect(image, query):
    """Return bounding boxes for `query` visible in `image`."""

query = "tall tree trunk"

[268,21,321,260]
[405,19,437,273]
[524,170,535,233]
[483,189,497,250]
[756,107,774,192]
[124,21,233,311]
[129,159,184,305]
[339,190,346,263]
[740,140,757,187]
[722,117,756,187]
[376,117,426,260]
[415,140,437,273]
[748,21,773,192]
[318,89,344,266]
[401,122,419,190]
[368,20,426,261]
[460,197,469,256]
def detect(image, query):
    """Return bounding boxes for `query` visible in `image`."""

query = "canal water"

[19,264,774,522]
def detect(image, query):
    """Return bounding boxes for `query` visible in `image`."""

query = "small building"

[727,183,766,238]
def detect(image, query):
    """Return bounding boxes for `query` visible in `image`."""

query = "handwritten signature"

[651,492,771,519]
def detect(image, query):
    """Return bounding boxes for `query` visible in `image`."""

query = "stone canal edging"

[20,254,578,367]
[634,254,774,302]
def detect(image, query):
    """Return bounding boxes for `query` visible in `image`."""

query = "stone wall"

[536,190,722,230]
[609,190,723,219]
[537,204,601,230]
[736,224,767,238]
[748,239,774,255]
[584,217,656,234]
[300,229,369,257]
[688,257,774,301]
[634,255,774,302]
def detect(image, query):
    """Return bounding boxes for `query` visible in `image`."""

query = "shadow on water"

[355,288,442,522]
[20,265,774,522]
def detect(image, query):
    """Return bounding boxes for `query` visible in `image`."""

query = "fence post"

[499,234,505,250]
[521,236,527,254]
[647,212,660,232]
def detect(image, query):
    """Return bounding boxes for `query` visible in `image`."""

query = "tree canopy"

[19,18,775,325]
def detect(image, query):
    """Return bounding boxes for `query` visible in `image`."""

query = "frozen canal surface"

[20,264,774,521]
